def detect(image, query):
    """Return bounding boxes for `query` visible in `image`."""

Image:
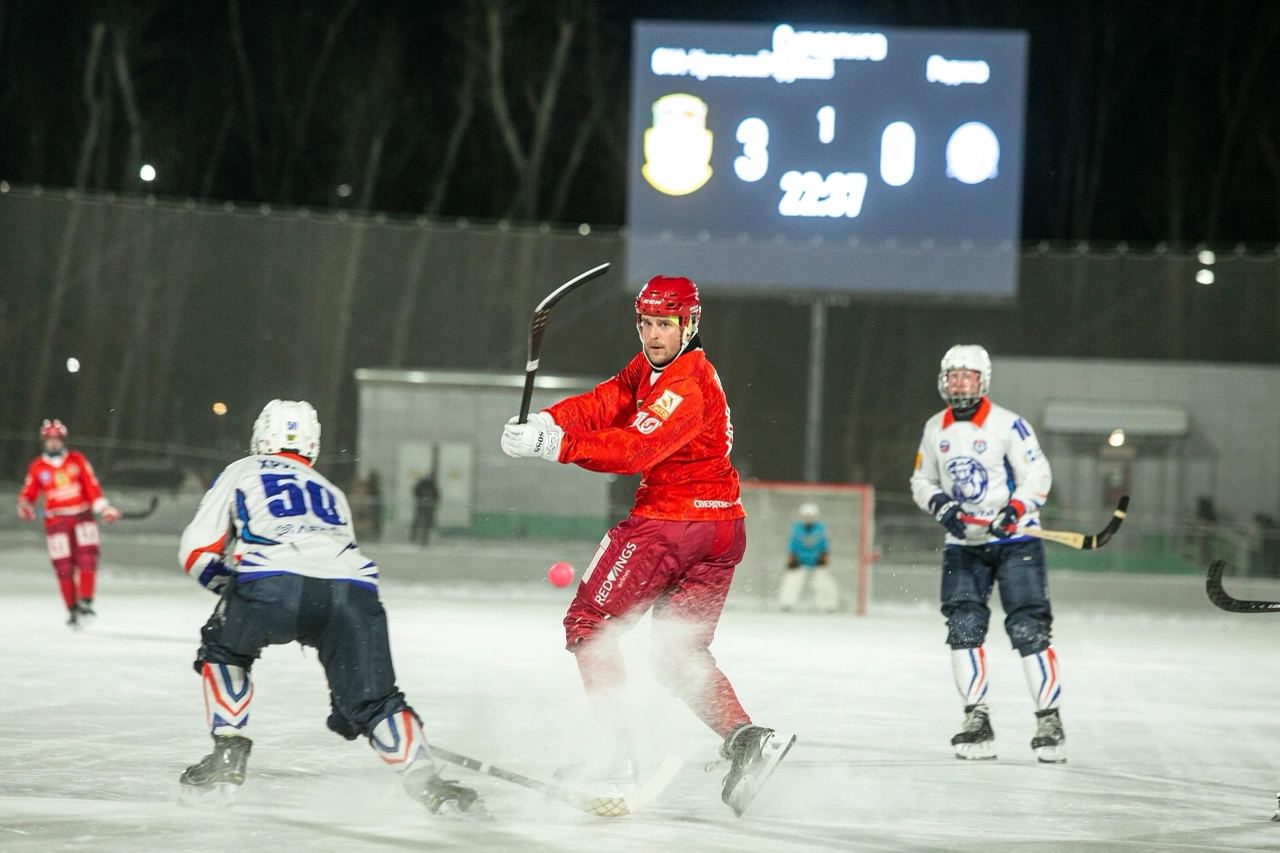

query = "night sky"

[2,0,1279,245]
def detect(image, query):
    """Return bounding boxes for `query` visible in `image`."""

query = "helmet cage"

[251,399,321,462]
[937,345,991,409]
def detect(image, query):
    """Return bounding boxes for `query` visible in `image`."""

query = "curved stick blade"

[1089,495,1130,549]
[1206,559,1280,613]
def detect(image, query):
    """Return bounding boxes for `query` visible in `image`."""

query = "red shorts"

[563,515,747,647]
[43,511,100,566]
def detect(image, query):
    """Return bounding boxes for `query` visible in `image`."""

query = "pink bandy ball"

[547,561,576,588]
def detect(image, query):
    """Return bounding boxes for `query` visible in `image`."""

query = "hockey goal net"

[736,481,876,614]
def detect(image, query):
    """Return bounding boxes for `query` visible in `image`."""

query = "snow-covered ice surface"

[2,544,1279,852]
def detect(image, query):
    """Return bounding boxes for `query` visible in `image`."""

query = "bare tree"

[278,0,360,199]
[26,22,107,433]
[387,6,484,368]
[227,0,267,198]
[485,2,575,220]
[1203,15,1280,239]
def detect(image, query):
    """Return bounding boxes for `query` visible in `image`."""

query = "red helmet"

[40,418,68,440]
[635,275,701,343]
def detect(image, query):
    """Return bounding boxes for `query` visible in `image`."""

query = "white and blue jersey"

[910,397,1052,546]
[178,453,377,592]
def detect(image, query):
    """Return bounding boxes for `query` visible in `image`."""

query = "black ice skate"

[719,723,797,817]
[951,703,997,760]
[1031,708,1067,764]
[179,734,252,800]
[66,607,80,630]
[76,599,96,625]
[403,762,487,819]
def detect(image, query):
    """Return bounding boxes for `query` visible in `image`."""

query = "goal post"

[737,481,876,614]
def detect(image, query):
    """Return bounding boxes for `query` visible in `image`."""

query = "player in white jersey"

[910,346,1066,764]
[176,399,483,816]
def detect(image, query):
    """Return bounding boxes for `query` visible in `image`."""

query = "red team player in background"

[17,419,121,627]
[500,275,793,816]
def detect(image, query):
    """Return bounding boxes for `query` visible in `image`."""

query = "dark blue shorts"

[940,539,1053,655]
[195,574,410,733]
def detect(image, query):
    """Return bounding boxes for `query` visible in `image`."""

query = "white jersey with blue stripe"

[178,453,377,591]
[910,397,1052,546]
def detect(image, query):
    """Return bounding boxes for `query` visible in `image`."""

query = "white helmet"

[937,345,991,409]
[798,502,820,521]
[251,399,321,462]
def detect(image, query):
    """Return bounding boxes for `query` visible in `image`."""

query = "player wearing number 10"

[500,276,791,816]
[176,399,481,816]
[910,345,1065,764]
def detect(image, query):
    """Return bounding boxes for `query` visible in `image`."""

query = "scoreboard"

[625,21,1028,298]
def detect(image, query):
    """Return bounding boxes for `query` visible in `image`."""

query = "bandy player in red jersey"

[501,275,794,816]
[17,419,121,627]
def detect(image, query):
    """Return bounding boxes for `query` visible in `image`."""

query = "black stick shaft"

[517,263,610,423]
[428,745,582,806]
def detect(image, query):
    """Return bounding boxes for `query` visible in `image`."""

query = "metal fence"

[3,187,1279,513]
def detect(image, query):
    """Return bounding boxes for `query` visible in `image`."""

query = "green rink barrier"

[1049,532,1214,574]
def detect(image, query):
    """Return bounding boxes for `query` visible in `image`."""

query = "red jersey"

[547,347,743,521]
[19,451,108,522]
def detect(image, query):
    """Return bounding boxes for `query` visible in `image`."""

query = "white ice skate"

[178,735,251,804]
[717,724,797,817]
[1031,708,1066,764]
[403,762,488,819]
[952,704,997,760]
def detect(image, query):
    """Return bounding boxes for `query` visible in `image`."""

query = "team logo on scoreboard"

[642,93,713,196]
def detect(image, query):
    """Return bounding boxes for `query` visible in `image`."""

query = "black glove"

[928,493,966,538]
[989,501,1025,537]
[787,555,800,568]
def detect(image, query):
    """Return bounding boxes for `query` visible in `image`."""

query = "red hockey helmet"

[635,275,701,343]
[40,419,68,440]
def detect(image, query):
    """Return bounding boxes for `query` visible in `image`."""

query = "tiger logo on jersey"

[946,456,989,503]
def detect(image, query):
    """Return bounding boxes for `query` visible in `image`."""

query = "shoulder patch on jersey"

[913,451,922,470]
[649,389,684,421]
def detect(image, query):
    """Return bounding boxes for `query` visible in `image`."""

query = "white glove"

[501,421,563,461]
[506,411,556,429]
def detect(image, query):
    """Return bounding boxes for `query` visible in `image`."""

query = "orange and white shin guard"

[951,646,989,706]
[1021,647,1062,711]
[200,662,253,735]
[369,709,431,773]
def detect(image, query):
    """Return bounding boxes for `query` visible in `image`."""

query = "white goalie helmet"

[251,399,321,462]
[798,502,820,521]
[937,344,991,409]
